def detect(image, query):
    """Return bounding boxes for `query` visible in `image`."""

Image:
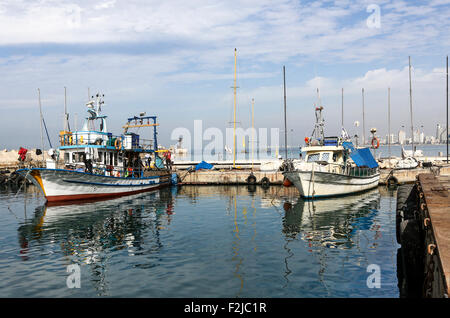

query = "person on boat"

[82,154,93,174]
[133,154,144,177]
[144,154,151,170]
[164,151,172,170]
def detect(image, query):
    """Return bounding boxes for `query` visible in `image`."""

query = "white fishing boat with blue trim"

[17,93,175,204]
[283,105,380,199]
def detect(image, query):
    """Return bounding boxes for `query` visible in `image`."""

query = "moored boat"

[17,93,175,203]
[283,104,380,198]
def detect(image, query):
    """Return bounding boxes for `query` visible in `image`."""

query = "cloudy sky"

[0,0,449,150]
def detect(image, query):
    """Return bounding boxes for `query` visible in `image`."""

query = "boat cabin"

[56,93,165,178]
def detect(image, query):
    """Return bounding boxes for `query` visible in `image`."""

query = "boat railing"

[139,138,154,151]
[302,161,378,177]
[59,131,124,149]
[62,162,157,179]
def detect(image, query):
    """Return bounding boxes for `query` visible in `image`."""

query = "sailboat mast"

[409,56,414,154]
[233,48,237,168]
[64,86,69,132]
[388,87,391,167]
[447,55,448,163]
[341,88,344,128]
[251,98,255,170]
[38,88,45,163]
[362,88,366,146]
[283,66,287,159]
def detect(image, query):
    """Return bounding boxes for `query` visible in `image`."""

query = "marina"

[2,1,450,304]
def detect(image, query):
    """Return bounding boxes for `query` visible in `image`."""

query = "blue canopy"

[342,142,378,168]
[195,160,214,171]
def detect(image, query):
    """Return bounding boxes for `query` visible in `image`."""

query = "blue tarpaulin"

[195,161,214,171]
[342,142,378,168]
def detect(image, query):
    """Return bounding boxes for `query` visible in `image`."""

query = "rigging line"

[42,117,53,149]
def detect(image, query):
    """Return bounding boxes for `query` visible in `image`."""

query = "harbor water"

[0,184,400,297]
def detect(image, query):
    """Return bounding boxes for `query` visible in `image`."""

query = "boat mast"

[447,55,448,163]
[388,87,391,167]
[312,88,324,142]
[362,88,366,146]
[283,65,288,159]
[63,86,70,132]
[341,88,344,128]
[37,88,45,163]
[233,48,237,168]
[409,56,414,155]
[251,98,255,170]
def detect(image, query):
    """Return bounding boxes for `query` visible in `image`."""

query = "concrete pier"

[176,165,450,186]
[178,169,284,185]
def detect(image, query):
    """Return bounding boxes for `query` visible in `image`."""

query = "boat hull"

[283,169,380,198]
[16,168,171,202]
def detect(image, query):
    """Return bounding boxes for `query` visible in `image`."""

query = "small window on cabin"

[64,152,69,163]
[104,153,107,165]
[110,153,113,165]
[321,153,330,162]
[114,153,118,166]
[333,153,338,162]
[98,152,103,163]
[307,153,320,162]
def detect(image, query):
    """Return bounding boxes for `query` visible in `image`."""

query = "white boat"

[283,105,380,198]
[17,93,174,203]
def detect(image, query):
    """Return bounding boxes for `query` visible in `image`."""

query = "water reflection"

[17,188,176,296]
[281,189,381,291]
[282,189,380,248]
[10,185,396,297]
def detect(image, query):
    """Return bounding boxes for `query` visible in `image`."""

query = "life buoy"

[304,137,309,145]
[371,137,380,149]
[115,138,122,150]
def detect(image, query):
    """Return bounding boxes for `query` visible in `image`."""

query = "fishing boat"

[282,105,380,198]
[17,93,175,203]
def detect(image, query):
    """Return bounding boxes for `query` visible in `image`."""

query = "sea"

[0,183,400,298]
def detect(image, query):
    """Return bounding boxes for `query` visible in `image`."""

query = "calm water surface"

[0,184,399,297]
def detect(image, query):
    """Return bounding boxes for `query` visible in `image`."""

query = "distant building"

[413,129,421,144]
[425,135,436,144]
[419,131,425,144]
[398,130,406,145]
[385,134,396,144]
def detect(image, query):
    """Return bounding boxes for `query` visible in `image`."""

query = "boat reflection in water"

[282,188,380,249]
[280,188,384,294]
[17,188,176,296]
[14,184,394,297]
